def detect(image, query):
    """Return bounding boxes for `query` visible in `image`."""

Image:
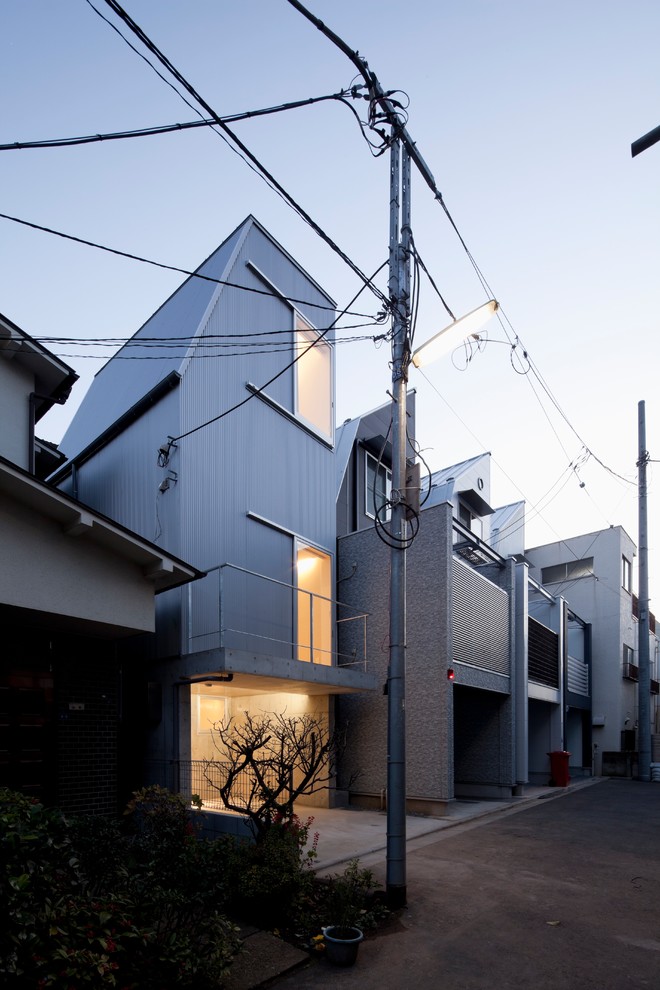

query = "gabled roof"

[427,452,490,490]
[0,311,78,421]
[59,218,251,460]
[335,418,361,496]
[424,452,493,515]
[490,500,524,537]
[490,500,526,557]
[59,215,335,463]
[335,393,416,498]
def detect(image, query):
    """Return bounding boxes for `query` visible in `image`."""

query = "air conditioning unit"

[623,662,639,681]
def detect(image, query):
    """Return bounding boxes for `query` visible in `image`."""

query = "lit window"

[296,543,332,665]
[194,693,229,734]
[365,452,391,520]
[622,556,632,593]
[295,315,332,440]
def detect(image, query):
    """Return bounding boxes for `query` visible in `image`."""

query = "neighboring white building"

[0,311,200,814]
[526,527,659,775]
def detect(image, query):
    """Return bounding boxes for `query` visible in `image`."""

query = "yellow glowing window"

[296,543,332,664]
[295,315,332,440]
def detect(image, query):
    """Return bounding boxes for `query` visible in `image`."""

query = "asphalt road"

[274,780,660,990]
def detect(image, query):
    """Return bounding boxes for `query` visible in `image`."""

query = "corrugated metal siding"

[177,223,336,649]
[178,223,336,574]
[73,388,181,554]
[529,617,559,687]
[58,219,337,660]
[452,558,509,675]
[59,223,248,461]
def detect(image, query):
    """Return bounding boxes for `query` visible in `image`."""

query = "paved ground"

[255,779,660,990]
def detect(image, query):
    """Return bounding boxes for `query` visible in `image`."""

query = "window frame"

[193,693,229,735]
[295,538,334,665]
[622,555,632,594]
[541,557,594,585]
[365,450,392,521]
[293,313,334,443]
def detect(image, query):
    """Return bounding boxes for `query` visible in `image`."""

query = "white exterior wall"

[0,492,155,634]
[0,357,32,468]
[526,527,637,764]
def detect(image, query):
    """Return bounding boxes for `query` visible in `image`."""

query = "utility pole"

[386,135,411,908]
[637,399,651,781]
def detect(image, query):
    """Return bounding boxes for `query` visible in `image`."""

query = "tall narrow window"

[365,451,391,520]
[622,555,632,593]
[296,543,332,665]
[295,315,332,440]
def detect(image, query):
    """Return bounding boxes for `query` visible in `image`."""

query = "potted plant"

[321,860,377,966]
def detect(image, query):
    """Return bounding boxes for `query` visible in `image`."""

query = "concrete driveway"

[273,779,660,990]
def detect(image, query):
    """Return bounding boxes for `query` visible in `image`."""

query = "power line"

[0,211,380,320]
[2,331,386,363]
[169,262,387,443]
[432,192,635,487]
[285,2,634,493]
[417,366,610,558]
[96,0,388,307]
[0,91,356,152]
[31,320,380,346]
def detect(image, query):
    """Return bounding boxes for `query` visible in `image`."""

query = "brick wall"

[54,647,121,816]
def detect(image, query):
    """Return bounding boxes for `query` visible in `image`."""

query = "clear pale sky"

[2,1,659,593]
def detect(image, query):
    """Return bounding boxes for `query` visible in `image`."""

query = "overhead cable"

[97,0,388,306]
[168,261,387,443]
[0,211,379,320]
[0,91,356,152]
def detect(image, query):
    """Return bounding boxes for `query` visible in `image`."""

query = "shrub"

[0,787,240,989]
[0,788,82,983]
[322,859,387,930]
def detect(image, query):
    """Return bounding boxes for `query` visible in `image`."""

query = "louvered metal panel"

[567,654,589,696]
[452,558,509,675]
[529,617,559,687]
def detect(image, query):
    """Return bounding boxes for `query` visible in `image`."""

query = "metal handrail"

[186,561,368,668]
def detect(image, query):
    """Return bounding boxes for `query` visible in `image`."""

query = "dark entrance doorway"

[0,670,55,803]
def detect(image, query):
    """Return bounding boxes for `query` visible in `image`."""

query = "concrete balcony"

[181,563,377,695]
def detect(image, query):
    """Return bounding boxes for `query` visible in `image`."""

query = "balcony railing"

[186,563,368,669]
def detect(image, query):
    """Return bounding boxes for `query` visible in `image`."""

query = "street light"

[411,300,499,368]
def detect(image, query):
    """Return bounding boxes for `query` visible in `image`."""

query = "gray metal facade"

[50,219,377,791]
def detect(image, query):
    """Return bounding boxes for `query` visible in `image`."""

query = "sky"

[2,0,659,594]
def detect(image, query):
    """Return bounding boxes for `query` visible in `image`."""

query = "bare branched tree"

[203,711,347,841]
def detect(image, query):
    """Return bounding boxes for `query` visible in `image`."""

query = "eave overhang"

[0,455,202,592]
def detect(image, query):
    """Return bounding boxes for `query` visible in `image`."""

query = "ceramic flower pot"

[322,925,364,966]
